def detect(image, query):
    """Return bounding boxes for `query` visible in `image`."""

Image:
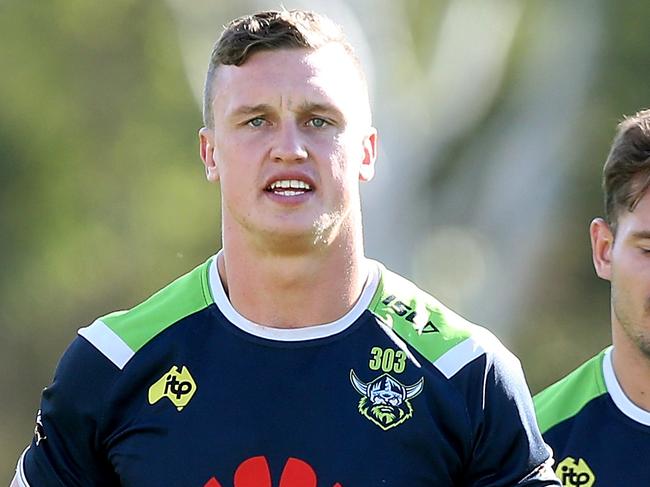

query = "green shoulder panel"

[369,264,474,365]
[533,349,608,434]
[102,257,214,352]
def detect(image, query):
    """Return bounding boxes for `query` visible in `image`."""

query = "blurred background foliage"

[2,0,648,478]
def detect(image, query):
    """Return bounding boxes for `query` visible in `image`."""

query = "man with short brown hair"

[13,9,558,486]
[535,109,650,486]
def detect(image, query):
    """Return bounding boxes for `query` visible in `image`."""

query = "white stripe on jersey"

[603,347,650,426]
[433,326,517,380]
[433,334,488,379]
[79,319,134,369]
[12,447,31,487]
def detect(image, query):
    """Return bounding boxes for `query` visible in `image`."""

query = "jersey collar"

[603,346,650,426]
[208,251,380,342]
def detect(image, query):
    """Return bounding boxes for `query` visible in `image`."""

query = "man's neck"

[611,325,650,411]
[217,235,369,329]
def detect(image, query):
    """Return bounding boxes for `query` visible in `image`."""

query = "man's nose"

[270,122,308,162]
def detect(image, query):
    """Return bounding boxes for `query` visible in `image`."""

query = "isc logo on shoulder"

[148,365,197,411]
[555,457,595,487]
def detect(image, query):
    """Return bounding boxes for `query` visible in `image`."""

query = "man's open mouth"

[266,179,312,196]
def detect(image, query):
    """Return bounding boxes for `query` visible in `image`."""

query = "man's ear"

[359,128,377,182]
[199,127,220,182]
[590,217,614,281]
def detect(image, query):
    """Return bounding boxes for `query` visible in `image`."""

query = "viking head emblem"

[350,370,424,430]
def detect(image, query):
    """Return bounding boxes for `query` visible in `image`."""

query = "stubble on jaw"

[311,205,349,246]
[638,297,650,359]
[613,291,650,360]
[262,209,348,254]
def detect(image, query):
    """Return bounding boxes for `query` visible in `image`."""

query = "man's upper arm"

[16,335,120,486]
[462,347,561,486]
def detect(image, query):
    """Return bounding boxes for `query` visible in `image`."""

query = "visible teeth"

[269,179,311,191]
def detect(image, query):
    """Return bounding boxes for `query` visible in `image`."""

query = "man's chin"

[255,227,328,254]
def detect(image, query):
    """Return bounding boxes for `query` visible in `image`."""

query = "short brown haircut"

[202,9,362,127]
[603,109,650,233]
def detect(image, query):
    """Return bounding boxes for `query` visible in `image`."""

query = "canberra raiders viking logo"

[349,370,424,430]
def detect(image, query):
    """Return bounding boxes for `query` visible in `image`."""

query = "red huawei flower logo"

[204,455,342,487]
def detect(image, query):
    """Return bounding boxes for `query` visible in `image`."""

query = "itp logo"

[148,365,197,411]
[204,456,342,487]
[555,457,595,487]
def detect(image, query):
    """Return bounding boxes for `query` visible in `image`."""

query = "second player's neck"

[218,242,369,329]
[611,327,650,412]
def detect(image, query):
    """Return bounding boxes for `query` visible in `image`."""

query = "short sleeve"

[16,336,121,486]
[460,344,560,486]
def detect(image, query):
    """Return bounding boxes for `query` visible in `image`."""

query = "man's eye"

[307,118,329,128]
[247,117,265,127]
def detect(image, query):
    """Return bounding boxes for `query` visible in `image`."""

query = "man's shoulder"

[533,348,609,434]
[78,256,215,370]
[370,262,511,378]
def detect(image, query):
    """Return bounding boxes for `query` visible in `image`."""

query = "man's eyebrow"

[296,102,343,119]
[228,104,274,118]
[227,102,344,120]
[630,230,650,240]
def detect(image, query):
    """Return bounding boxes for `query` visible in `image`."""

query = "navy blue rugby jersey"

[534,347,650,486]
[15,255,559,486]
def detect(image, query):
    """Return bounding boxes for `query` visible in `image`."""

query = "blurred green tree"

[4,0,650,482]
[0,0,218,476]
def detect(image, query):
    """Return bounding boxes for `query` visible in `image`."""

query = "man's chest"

[549,419,650,486]
[104,345,463,486]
